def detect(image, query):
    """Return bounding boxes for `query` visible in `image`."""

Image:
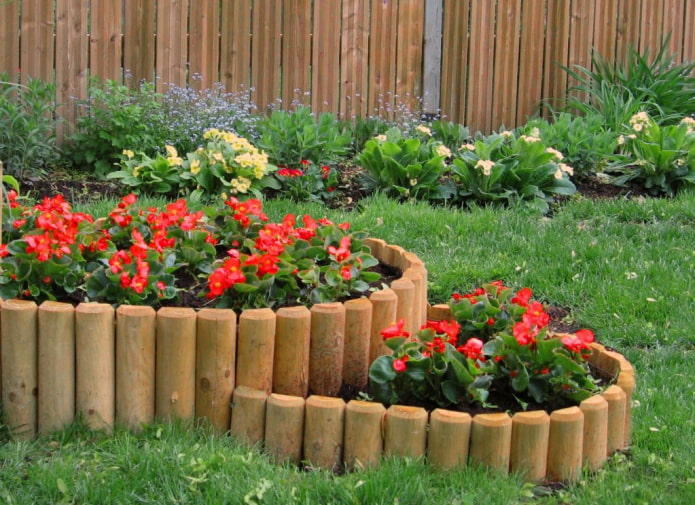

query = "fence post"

[38,301,75,435]
[76,303,115,431]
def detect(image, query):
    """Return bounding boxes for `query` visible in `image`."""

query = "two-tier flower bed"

[0,238,634,482]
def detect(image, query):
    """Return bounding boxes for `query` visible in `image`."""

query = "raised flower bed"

[0,238,634,482]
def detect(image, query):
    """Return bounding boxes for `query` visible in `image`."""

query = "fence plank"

[684,0,695,63]
[123,0,156,84]
[90,1,123,83]
[156,0,189,89]
[566,0,595,105]
[282,0,312,108]
[543,0,570,113]
[440,0,470,124]
[593,0,620,65]
[20,0,54,83]
[340,0,370,119]
[55,0,88,142]
[639,0,664,55]
[662,0,686,62]
[221,0,252,93]
[615,0,642,63]
[312,1,342,114]
[492,0,522,129]
[0,0,20,82]
[466,0,496,132]
[422,0,442,116]
[251,0,282,112]
[517,0,546,122]
[396,0,425,112]
[368,0,398,117]
[189,0,221,89]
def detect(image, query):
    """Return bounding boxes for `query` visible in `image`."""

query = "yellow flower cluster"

[629,112,651,132]
[230,176,252,194]
[165,145,183,166]
[234,151,270,179]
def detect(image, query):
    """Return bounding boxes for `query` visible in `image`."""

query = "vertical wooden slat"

[55,0,88,142]
[543,0,571,113]
[517,0,546,122]
[395,0,425,112]
[593,0,620,65]
[566,0,595,105]
[251,0,282,111]
[492,0,521,129]
[20,0,54,84]
[661,0,685,62]
[282,0,312,108]
[466,0,495,132]
[189,0,221,89]
[639,0,664,56]
[368,0,399,117]
[422,0,443,116]
[340,0,370,119]
[684,0,695,63]
[90,1,123,83]
[156,0,189,89]
[440,0,470,125]
[221,0,252,93]
[0,0,20,82]
[312,1,342,114]
[615,0,642,64]
[123,0,156,84]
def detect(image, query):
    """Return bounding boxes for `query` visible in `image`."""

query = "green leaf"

[232,283,259,294]
[369,355,397,383]
[511,365,530,392]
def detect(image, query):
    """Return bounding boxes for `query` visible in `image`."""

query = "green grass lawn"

[2,192,695,504]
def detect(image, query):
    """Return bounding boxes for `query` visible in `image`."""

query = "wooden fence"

[1,0,694,135]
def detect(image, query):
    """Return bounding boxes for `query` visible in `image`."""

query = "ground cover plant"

[1,193,695,504]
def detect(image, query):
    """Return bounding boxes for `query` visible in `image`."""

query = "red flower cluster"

[277,168,304,177]
[561,329,595,354]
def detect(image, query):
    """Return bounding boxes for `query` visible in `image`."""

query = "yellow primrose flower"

[436,145,452,158]
[190,159,201,175]
[474,159,495,176]
[416,125,432,136]
[122,149,134,159]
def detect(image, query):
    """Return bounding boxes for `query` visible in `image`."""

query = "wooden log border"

[0,241,635,481]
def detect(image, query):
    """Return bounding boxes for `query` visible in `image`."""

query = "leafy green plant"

[107,146,184,196]
[349,115,391,155]
[272,160,339,202]
[0,73,60,178]
[370,282,599,409]
[604,113,695,195]
[561,36,695,127]
[178,129,278,200]
[526,113,616,179]
[356,127,453,201]
[257,106,353,166]
[451,128,576,212]
[429,119,471,152]
[66,78,167,179]
[0,193,381,310]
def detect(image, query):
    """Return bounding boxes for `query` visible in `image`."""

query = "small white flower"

[617,135,626,145]
[409,178,418,186]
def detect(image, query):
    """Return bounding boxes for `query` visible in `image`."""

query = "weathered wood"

[264,393,305,464]
[304,395,346,471]
[547,407,584,482]
[344,400,385,470]
[427,408,471,469]
[273,306,311,397]
[309,303,346,397]
[236,308,276,394]
[510,410,550,482]
[469,413,512,472]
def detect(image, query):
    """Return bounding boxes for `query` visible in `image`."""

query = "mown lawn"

[2,192,694,504]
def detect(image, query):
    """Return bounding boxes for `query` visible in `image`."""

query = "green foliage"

[348,115,391,155]
[356,127,453,201]
[66,78,167,179]
[272,161,339,203]
[561,36,695,127]
[451,129,576,213]
[430,119,471,152]
[526,113,617,178]
[107,147,184,196]
[605,113,695,195]
[0,73,60,178]
[257,106,353,166]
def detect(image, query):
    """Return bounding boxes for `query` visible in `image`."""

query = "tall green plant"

[561,36,695,127]
[0,73,60,178]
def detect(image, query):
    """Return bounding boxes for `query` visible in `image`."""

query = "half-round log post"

[344,400,386,471]
[76,303,115,430]
[579,395,608,472]
[603,384,627,455]
[547,406,584,482]
[342,298,373,389]
[116,305,156,431]
[38,301,75,434]
[390,277,416,337]
[236,308,276,394]
[229,386,267,447]
[384,405,428,459]
[469,413,512,472]
[304,395,346,472]
[309,303,345,397]
[273,306,311,397]
[510,410,550,482]
[195,308,237,434]
[368,289,398,363]
[264,393,305,464]
[1,299,38,439]
[427,409,472,469]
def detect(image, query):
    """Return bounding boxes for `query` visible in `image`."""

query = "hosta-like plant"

[357,127,453,201]
[451,128,576,213]
[605,113,695,195]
